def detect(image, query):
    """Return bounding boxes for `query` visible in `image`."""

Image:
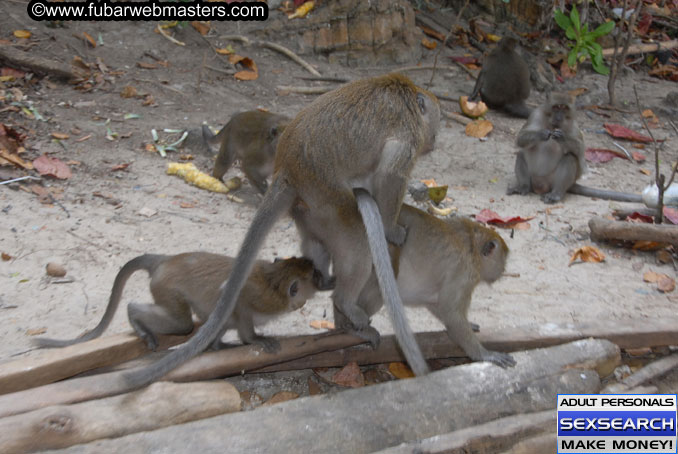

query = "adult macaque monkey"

[124,74,440,388]
[470,36,531,118]
[507,92,586,203]
[337,202,516,368]
[35,253,323,352]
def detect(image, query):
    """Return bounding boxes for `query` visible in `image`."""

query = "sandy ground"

[1,2,677,396]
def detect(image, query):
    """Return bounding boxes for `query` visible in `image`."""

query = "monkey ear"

[417,93,426,114]
[481,240,497,257]
[288,280,299,297]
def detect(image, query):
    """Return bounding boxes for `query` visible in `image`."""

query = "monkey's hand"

[551,129,564,140]
[539,129,552,141]
[541,191,563,204]
[506,184,530,196]
[386,224,408,246]
[482,350,516,368]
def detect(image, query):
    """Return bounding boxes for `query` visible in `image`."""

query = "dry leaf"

[476,209,534,227]
[309,320,335,330]
[0,148,33,169]
[120,85,138,98]
[190,21,211,36]
[263,391,299,406]
[643,270,665,283]
[569,246,605,266]
[234,70,258,81]
[215,47,233,55]
[658,276,675,293]
[137,62,157,70]
[111,163,130,171]
[420,179,437,187]
[82,32,96,48]
[13,30,31,39]
[604,123,657,143]
[2,252,12,261]
[51,132,69,140]
[288,0,314,18]
[26,327,47,336]
[332,362,365,388]
[388,362,415,379]
[180,201,196,209]
[307,377,322,395]
[33,155,72,179]
[640,169,651,176]
[465,119,493,138]
[421,38,437,50]
[420,26,445,41]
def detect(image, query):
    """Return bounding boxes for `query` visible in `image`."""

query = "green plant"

[554,5,615,75]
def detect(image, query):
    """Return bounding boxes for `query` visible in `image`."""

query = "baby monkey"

[507,92,586,204]
[336,205,515,368]
[207,110,290,194]
[35,253,323,353]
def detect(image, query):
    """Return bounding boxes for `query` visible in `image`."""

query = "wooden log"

[0,381,240,454]
[375,410,555,454]
[0,333,364,418]
[0,332,192,395]
[254,317,678,374]
[42,339,617,454]
[589,216,678,244]
[0,46,76,81]
[602,353,678,393]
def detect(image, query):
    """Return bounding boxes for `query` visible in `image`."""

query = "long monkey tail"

[354,189,429,376]
[123,176,297,389]
[33,254,167,348]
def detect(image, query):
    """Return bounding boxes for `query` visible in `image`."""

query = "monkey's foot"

[506,185,530,196]
[482,351,516,368]
[386,224,408,246]
[140,333,159,352]
[341,325,381,349]
[250,336,281,353]
[314,273,336,291]
[541,192,563,204]
[470,322,480,333]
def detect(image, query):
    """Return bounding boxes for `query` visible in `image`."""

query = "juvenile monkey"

[124,74,440,388]
[336,203,515,368]
[470,36,531,118]
[207,110,290,194]
[34,253,323,353]
[507,92,586,203]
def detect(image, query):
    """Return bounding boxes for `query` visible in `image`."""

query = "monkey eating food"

[206,110,291,194]
[507,92,586,203]
[35,253,323,353]
[470,36,531,118]
[336,203,516,368]
[124,73,440,388]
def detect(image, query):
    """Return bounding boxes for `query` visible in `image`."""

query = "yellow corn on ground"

[167,162,230,194]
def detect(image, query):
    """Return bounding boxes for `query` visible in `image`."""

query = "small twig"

[219,35,321,76]
[156,24,185,46]
[48,193,70,218]
[0,176,41,185]
[442,110,471,126]
[427,0,470,89]
[669,120,678,136]
[612,141,633,161]
[299,76,349,83]
[204,65,235,76]
[390,64,457,73]
[276,85,332,95]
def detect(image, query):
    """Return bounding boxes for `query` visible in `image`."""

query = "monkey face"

[549,104,570,129]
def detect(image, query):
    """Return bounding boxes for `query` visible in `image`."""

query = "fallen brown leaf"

[82,32,96,48]
[190,21,210,36]
[180,201,195,209]
[643,270,665,283]
[137,62,157,69]
[111,163,131,171]
[307,377,322,395]
[421,38,437,50]
[658,276,675,293]
[13,30,31,39]
[33,155,72,179]
[388,362,415,379]
[120,85,138,98]
[263,391,299,406]
[332,362,365,388]
[1,252,12,261]
[569,246,605,266]
[51,132,70,140]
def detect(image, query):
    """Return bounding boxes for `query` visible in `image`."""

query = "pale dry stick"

[276,85,332,95]
[602,39,678,57]
[427,0,471,89]
[633,84,677,223]
[219,34,321,76]
[156,24,185,46]
[391,64,458,72]
[608,0,641,105]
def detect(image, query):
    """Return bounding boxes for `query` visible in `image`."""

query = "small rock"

[408,181,428,202]
[138,206,157,218]
[46,262,66,277]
